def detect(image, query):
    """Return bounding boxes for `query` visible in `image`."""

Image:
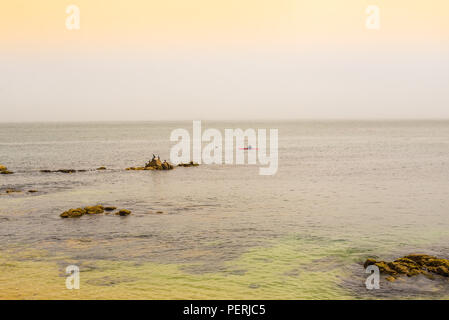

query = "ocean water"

[1,120,449,299]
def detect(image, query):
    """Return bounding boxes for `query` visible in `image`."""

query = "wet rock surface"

[364,254,449,280]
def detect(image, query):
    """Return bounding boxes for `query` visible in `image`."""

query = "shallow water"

[1,120,449,299]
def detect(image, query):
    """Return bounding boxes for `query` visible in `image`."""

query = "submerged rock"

[5,189,21,194]
[28,190,38,193]
[364,254,449,279]
[104,206,117,212]
[178,161,199,167]
[116,209,131,216]
[96,167,107,170]
[41,169,80,173]
[0,165,6,171]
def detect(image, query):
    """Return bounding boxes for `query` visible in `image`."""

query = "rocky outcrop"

[60,205,129,218]
[126,155,174,171]
[178,161,199,167]
[364,254,449,280]
[0,164,13,174]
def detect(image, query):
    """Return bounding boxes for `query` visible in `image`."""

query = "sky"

[1,0,448,122]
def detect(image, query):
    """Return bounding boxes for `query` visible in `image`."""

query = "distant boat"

[239,145,258,150]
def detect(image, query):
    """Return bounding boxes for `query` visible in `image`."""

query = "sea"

[1,120,449,299]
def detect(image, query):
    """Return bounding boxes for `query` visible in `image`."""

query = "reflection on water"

[1,121,449,299]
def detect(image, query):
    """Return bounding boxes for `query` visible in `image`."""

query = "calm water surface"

[1,121,449,299]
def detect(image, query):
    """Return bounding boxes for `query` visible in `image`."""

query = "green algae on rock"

[364,254,449,279]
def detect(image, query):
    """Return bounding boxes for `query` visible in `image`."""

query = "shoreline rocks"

[60,205,131,218]
[364,254,449,280]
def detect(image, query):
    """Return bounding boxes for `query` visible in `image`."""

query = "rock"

[41,169,79,173]
[96,167,107,170]
[57,169,77,173]
[104,206,117,212]
[6,189,21,193]
[364,254,449,279]
[156,211,164,214]
[178,161,199,167]
[28,190,38,193]
[0,164,13,174]
[84,205,104,214]
[128,156,174,171]
[386,276,396,282]
[116,209,131,216]
[60,208,86,218]
[363,258,377,269]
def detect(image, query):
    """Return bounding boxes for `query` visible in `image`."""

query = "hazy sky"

[1,0,448,122]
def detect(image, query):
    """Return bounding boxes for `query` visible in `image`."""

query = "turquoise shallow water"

[1,120,449,299]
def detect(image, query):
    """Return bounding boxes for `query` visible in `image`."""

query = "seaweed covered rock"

[60,208,87,218]
[84,205,105,214]
[0,165,6,171]
[364,254,449,279]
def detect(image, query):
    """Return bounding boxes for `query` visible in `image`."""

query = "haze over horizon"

[1,0,448,122]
